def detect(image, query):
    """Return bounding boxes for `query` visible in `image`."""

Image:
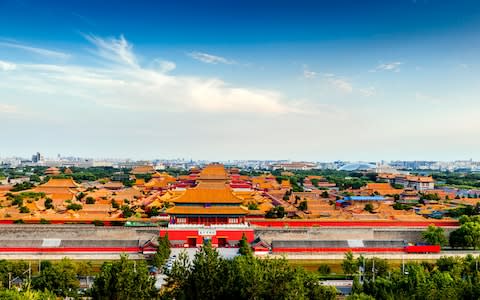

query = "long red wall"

[273,247,406,253]
[0,247,140,253]
[250,220,459,227]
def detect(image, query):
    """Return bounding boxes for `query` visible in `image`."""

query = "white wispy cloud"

[152,59,176,73]
[303,65,316,79]
[0,41,70,60]
[371,61,403,72]
[328,78,353,93]
[359,87,376,97]
[0,60,16,71]
[188,51,235,64]
[0,35,309,115]
[84,34,138,67]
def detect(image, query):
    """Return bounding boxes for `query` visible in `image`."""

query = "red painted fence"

[250,220,459,227]
[0,247,141,253]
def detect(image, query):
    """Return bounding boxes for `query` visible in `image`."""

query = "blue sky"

[1,0,480,161]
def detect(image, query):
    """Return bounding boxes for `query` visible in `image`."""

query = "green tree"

[152,233,171,268]
[238,233,252,256]
[364,203,374,213]
[44,198,53,209]
[91,254,157,300]
[66,203,82,211]
[342,251,357,276]
[318,263,331,275]
[86,197,96,204]
[32,258,79,297]
[0,287,56,300]
[422,224,447,246]
[298,200,308,211]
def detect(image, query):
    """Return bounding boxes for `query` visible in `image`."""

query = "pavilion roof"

[39,178,80,188]
[167,206,247,215]
[197,164,228,181]
[171,182,243,204]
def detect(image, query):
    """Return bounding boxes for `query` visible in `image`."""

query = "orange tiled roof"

[40,178,79,188]
[197,164,228,180]
[131,165,156,174]
[171,183,243,204]
[167,206,247,215]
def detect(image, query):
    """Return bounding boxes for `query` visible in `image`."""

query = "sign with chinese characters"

[198,228,217,236]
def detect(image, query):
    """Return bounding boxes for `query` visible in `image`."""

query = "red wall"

[405,245,441,253]
[0,247,140,253]
[273,247,405,253]
[250,220,459,227]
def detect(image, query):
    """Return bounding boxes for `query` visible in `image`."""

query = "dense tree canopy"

[91,254,157,300]
[152,234,171,268]
[32,258,79,297]
[422,224,447,246]
[161,242,337,300]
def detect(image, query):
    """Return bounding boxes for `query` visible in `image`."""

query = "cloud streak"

[0,41,70,60]
[0,60,16,71]
[188,51,235,64]
[84,34,138,67]
[371,61,403,72]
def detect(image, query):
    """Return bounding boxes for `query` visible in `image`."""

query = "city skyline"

[1,0,480,160]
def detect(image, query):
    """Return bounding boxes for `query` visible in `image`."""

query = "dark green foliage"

[148,206,161,217]
[19,206,30,213]
[32,258,79,297]
[93,219,104,226]
[422,224,447,246]
[238,233,252,256]
[66,203,82,211]
[421,193,441,201]
[111,199,120,209]
[342,251,357,276]
[364,203,374,213]
[321,191,330,198]
[91,254,157,300]
[152,234,171,268]
[247,203,259,210]
[318,263,331,275]
[40,218,50,224]
[121,205,134,218]
[162,243,337,300]
[76,192,86,200]
[266,206,286,218]
[299,200,308,211]
[11,196,23,207]
[0,260,29,288]
[86,196,96,204]
[10,182,34,192]
[449,216,480,249]
[44,198,53,209]
[348,254,480,300]
[393,202,413,210]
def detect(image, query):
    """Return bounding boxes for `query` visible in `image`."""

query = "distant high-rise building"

[31,152,42,163]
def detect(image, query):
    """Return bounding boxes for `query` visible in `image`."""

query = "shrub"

[318,264,331,275]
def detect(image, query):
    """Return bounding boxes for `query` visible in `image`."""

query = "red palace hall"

[160,164,254,248]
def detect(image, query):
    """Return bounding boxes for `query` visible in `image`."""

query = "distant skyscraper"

[31,152,42,163]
